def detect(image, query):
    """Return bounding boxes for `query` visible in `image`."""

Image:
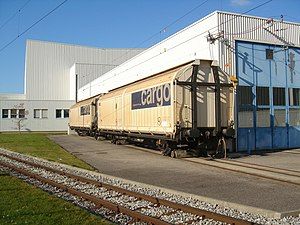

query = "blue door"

[287,48,300,147]
[236,41,300,152]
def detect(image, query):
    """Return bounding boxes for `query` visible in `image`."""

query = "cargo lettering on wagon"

[131,83,171,110]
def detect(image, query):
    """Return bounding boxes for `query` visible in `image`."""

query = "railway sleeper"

[0,153,256,225]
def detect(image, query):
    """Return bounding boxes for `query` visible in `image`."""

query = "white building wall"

[75,63,117,89]
[0,94,26,100]
[0,40,143,132]
[3,12,299,132]
[78,12,219,101]
[25,40,144,100]
[0,99,73,132]
[78,11,300,101]
[69,64,76,101]
[216,11,300,78]
[69,63,114,100]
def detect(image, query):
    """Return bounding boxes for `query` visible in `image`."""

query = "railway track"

[281,150,300,155]
[180,157,300,186]
[119,141,300,186]
[216,159,300,177]
[0,152,254,225]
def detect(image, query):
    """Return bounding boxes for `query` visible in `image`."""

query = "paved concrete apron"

[229,150,300,171]
[49,135,300,213]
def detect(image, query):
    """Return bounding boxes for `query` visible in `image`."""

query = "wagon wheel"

[111,137,117,144]
[162,144,172,156]
[215,137,226,158]
[170,150,178,158]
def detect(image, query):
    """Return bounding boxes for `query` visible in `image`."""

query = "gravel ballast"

[0,148,299,225]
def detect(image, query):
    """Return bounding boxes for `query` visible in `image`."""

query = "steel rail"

[0,160,170,225]
[0,152,255,225]
[221,159,300,175]
[115,144,300,186]
[281,151,300,155]
[182,158,300,186]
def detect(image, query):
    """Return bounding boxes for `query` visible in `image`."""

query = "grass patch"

[0,174,112,225]
[0,133,113,224]
[0,133,93,170]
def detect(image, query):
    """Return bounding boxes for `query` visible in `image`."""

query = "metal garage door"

[236,41,300,152]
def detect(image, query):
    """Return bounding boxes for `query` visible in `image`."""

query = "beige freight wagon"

[97,60,234,153]
[69,97,99,135]
[70,59,234,156]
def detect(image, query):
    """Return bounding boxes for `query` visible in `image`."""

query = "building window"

[56,109,62,118]
[19,109,25,118]
[11,109,17,118]
[2,109,9,118]
[42,109,48,118]
[238,86,253,105]
[2,109,26,119]
[256,108,270,127]
[290,108,300,126]
[274,109,286,127]
[273,87,285,106]
[34,109,40,118]
[266,49,273,60]
[238,107,253,128]
[34,109,48,119]
[289,88,300,106]
[256,87,269,106]
[56,109,69,118]
[64,109,69,118]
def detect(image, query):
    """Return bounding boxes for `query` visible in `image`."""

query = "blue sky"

[0,0,299,94]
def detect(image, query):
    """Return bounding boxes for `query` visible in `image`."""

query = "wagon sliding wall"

[78,11,300,152]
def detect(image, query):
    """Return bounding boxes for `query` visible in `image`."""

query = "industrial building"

[0,40,143,132]
[76,11,300,152]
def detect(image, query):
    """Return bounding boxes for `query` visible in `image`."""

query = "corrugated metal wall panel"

[78,12,220,101]
[78,11,300,102]
[75,63,117,89]
[217,12,300,77]
[25,40,143,101]
[0,94,26,100]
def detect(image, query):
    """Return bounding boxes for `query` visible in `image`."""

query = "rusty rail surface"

[0,152,255,225]
[182,158,300,186]
[218,159,300,176]
[0,160,171,225]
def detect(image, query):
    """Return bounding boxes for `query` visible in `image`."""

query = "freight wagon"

[69,97,99,136]
[69,59,235,157]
